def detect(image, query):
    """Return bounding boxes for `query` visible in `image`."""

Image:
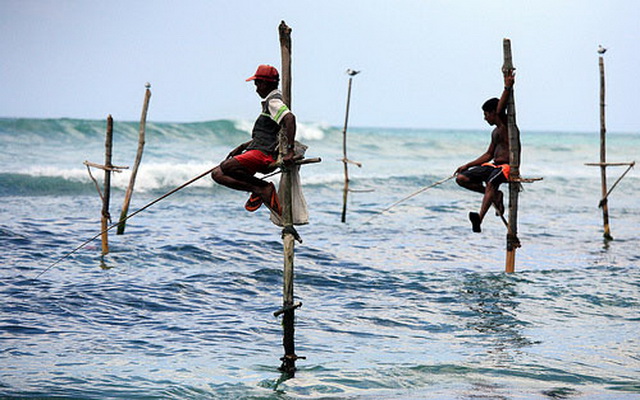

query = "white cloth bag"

[270,142,309,227]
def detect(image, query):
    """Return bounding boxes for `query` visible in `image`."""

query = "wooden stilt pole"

[503,38,521,274]
[117,83,151,234]
[340,70,361,223]
[84,116,127,257]
[278,20,299,375]
[598,55,613,240]
[101,115,114,255]
[341,77,353,223]
[584,47,635,238]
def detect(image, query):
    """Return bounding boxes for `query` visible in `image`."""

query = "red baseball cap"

[246,64,279,82]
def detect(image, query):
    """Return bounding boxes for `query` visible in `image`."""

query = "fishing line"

[33,166,217,280]
[362,174,456,225]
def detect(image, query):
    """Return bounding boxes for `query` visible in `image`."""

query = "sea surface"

[1,118,639,400]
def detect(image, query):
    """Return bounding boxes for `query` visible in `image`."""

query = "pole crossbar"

[339,158,362,167]
[585,162,635,167]
[273,301,302,317]
[510,177,543,183]
[83,160,129,172]
[262,157,321,180]
[268,157,321,169]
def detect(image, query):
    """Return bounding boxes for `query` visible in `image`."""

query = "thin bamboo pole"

[503,39,521,274]
[117,83,151,234]
[341,77,353,223]
[598,56,613,240]
[278,20,298,375]
[101,115,114,255]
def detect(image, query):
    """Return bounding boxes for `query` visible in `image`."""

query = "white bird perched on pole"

[597,45,607,54]
[346,69,361,76]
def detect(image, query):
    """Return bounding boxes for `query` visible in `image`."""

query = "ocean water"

[0,118,638,400]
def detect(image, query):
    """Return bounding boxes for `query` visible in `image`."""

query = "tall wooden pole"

[101,115,114,255]
[117,83,151,234]
[341,77,353,223]
[278,20,298,375]
[279,22,292,109]
[598,56,613,240]
[503,39,521,273]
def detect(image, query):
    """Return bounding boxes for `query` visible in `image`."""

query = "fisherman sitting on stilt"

[211,65,297,216]
[455,70,515,233]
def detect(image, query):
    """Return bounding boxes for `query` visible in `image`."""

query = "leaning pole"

[503,38,522,273]
[117,83,151,234]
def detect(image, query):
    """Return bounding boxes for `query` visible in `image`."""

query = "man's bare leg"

[456,174,485,194]
[493,189,505,216]
[211,158,274,201]
[468,182,502,233]
[479,181,500,222]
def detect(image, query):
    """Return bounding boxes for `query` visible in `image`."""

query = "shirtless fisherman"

[455,70,515,233]
[211,65,297,216]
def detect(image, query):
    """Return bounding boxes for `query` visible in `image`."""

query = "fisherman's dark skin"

[455,70,515,230]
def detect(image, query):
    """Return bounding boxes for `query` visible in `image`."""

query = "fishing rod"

[362,174,456,225]
[33,166,217,280]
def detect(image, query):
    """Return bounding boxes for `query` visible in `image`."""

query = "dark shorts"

[234,149,276,174]
[461,164,508,185]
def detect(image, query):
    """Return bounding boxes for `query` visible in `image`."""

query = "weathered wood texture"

[117,84,151,234]
[503,39,521,273]
[598,57,612,240]
[278,20,298,375]
[341,77,353,223]
[101,115,114,254]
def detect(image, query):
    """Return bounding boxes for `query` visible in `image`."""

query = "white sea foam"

[233,118,328,141]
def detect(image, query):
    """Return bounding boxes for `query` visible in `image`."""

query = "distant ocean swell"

[0,118,339,195]
[0,173,95,196]
[5,118,637,196]
[0,117,329,144]
[0,170,459,198]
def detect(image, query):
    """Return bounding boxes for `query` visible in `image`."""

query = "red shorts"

[234,150,276,174]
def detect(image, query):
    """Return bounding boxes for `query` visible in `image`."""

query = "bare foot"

[259,182,282,216]
[469,212,482,233]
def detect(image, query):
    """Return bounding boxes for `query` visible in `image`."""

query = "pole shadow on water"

[459,273,534,362]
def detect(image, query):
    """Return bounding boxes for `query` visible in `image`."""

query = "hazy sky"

[1,0,639,132]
